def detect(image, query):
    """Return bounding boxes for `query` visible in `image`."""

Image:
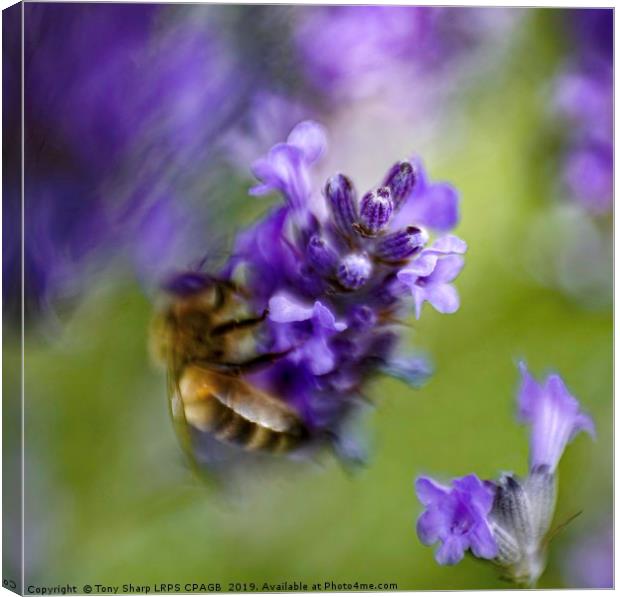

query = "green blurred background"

[6,8,612,591]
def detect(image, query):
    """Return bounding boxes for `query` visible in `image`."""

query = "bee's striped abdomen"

[177,365,307,453]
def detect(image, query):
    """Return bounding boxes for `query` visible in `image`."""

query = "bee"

[151,275,309,461]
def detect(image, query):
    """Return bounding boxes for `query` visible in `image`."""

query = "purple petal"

[398,254,438,280]
[268,293,314,323]
[517,361,544,422]
[381,354,433,388]
[426,255,464,284]
[415,476,449,505]
[268,143,305,183]
[547,374,596,440]
[424,283,460,314]
[392,181,460,232]
[287,120,327,163]
[416,509,444,546]
[426,235,468,255]
[453,474,495,513]
[250,140,311,209]
[517,364,596,471]
[468,522,499,560]
[304,335,336,375]
[250,157,281,195]
[313,301,347,332]
[435,536,467,566]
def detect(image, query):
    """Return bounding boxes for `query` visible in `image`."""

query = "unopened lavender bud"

[383,160,417,208]
[337,253,372,290]
[375,226,428,261]
[348,305,377,331]
[325,174,357,237]
[359,187,393,235]
[307,235,339,276]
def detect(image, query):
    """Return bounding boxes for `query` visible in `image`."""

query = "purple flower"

[552,11,612,216]
[17,4,252,318]
[563,144,613,215]
[250,120,327,210]
[517,362,595,472]
[415,475,498,565]
[268,293,347,376]
[554,67,612,141]
[397,236,467,319]
[565,522,613,589]
[295,6,434,100]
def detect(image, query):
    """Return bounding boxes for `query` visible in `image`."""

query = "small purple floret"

[397,236,466,319]
[517,362,595,472]
[415,474,498,565]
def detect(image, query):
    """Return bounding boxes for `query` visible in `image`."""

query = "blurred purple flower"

[416,475,498,565]
[250,121,327,210]
[16,4,251,320]
[567,8,613,61]
[294,6,523,105]
[517,361,595,472]
[563,142,613,216]
[565,522,613,588]
[295,6,439,101]
[552,9,612,215]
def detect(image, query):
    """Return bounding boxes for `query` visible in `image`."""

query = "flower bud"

[307,235,339,276]
[348,305,377,331]
[359,187,393,235]
[383,160,417,209]
[375,226,428,261]
[325,174,358,237]
[337,253,372,290]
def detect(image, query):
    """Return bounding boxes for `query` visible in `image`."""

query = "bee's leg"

[209,309,269,337]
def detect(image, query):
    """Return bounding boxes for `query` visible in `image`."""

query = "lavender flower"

[415,362,595,586]
[517,362,595,472]
[415,475,498,565]
[171,120,465,461]
[268,294,347,376]
[565,521,613,588]
[294,6,523,112]
[15,4,252,320]
[250,121,327,211]
[552,10,612,215]
[397,237,466,319]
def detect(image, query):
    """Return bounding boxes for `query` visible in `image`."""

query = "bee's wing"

[219,376,303,434]
[166,355,209,475]
[183,365,303,435]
